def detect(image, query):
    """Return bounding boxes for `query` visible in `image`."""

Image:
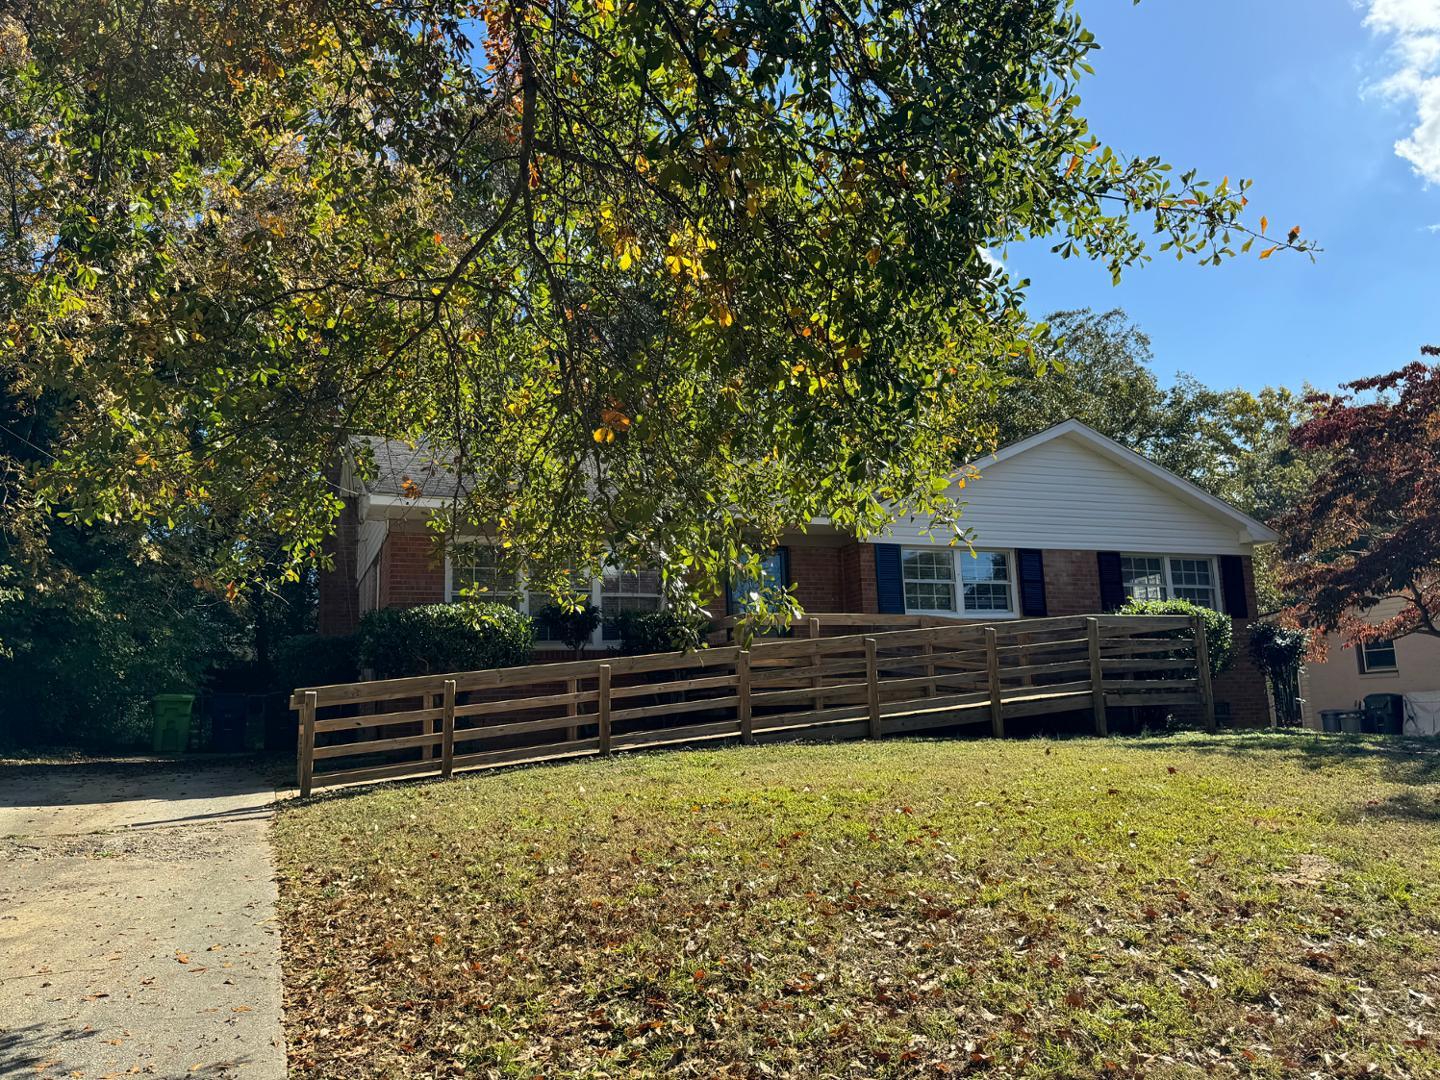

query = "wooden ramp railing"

[291,614,1212,796]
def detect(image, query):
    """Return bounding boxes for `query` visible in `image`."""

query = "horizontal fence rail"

[291,614,1212,795]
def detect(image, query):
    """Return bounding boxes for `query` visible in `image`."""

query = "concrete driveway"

[0,759,287,1079]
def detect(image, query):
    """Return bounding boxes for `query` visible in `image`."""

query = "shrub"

[534,602,601,657]
[358,602,533,679]
[614,608,707,655]
[273,633,360,693]
[1117,597,1234,679]
[1248,621,1308,726]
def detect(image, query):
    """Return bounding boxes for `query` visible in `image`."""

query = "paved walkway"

[0,759,287,1079]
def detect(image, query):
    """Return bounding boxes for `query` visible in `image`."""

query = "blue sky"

[1004,0,1440,393]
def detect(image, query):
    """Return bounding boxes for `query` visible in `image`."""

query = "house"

[318,419,1278,725]
[1299,600,1440,733]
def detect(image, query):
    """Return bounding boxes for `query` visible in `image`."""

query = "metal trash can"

[1319,709,1343,733]
[1339,709,1364,735]
[151,694,195,753]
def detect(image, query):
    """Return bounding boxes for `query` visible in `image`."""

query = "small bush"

[1248,621,1308,726]
[273,633,360,692]
[534,603,601,656]
[358,603,533,679]
[1118,597,1234,679]
[614,608,707,655]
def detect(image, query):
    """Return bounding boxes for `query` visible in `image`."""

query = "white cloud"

[977,246,1004,273]
[1362,0,1440,183]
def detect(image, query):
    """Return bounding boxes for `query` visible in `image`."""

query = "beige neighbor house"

[317,420,1280,726]
[1300,598,1440,735]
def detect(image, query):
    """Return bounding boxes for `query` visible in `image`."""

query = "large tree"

[0,0,1306,614]
[1277,349,1440,644]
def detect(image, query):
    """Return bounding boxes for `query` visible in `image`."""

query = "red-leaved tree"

[1278,347,1440,644]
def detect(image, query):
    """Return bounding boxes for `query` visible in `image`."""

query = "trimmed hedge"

[614,608,707,655]
[1118,597,1234,679]
[273,633,360,693]
[358,602,533,679]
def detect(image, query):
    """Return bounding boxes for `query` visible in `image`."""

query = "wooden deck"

[290,614,1213,795]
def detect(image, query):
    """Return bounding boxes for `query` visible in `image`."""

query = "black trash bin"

[207,692,251,752]
[1363,693,1405,736]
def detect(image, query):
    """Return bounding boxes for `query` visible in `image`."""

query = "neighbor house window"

[1358,639,1398,674]
[960,550,1014,614]
[1120,554,1220,611]
[902,549,957,613]
[449,544,524,607]
[600,567,663,640]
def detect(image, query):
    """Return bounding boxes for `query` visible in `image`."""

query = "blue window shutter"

[1219,555,1249,618]
[874,544,905,614]
[1016,549,1047,617]
[1097,551,1125,612]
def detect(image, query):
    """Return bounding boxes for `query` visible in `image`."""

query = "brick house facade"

[319,421,1278,725]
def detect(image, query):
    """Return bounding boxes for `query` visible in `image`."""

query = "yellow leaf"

[865,246,882,267]
[712,301,734,327]
[1259,246,1278,259]
[592,425,615,444]
[1065,154,1081,178]
[1260,215,1268,234]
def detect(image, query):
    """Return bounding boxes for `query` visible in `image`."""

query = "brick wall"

[1212,555,1272,728]
[378,527,446,609]
[1040,549,1103,617]
[838,542,878,612]
[789,543,845,612]
[317,483,360,636]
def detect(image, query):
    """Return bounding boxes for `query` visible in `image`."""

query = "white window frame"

[1120,553,1223,612]
[598,567,664,643]
[901,547,1018,620]
[1358,638,1399,675]
[444,543,663,649]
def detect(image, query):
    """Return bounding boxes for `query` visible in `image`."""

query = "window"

[1120,556,1167,602]
[1358,639,1398,674]
[449,544,523,607]
[727,550,790,616]
[1168,558,1217,608]
[960,550,1013,613]
[1120,555,1220,611]
[903,549,957,613]
[600,567,663,640]
[901,548,1015,616]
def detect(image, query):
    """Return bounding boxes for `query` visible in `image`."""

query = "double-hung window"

[600,567,663,641]
[902,549,957,614]
[448,544,524,607]
[960,551,1013,614]
[902,548,1015,617]
[1358,639,1398,674]
[447,544,663,647]
[1120,554,1219,611]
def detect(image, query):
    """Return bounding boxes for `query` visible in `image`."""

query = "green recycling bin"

[151,694,196,753]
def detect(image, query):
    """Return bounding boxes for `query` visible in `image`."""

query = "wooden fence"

[291,614,1212,796]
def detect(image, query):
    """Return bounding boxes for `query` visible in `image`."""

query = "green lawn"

[273,734,1440,1078]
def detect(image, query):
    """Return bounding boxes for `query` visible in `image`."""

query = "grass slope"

[274,734,1440,1078]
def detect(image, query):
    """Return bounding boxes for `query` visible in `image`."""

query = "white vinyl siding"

[902,548,1015,617]
[886,434,1250,555]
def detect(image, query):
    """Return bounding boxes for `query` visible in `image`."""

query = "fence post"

[985,627,1004,737]
[427,691,441,760]
[923,641,937,697]
[298,690,317,798]
[597,664,613,756]
[864,637,882,738]
[1194,616,1217,733]
[1087,617,1108,737]
[441,679,456,778]
[565,676,579,742]
[809,617,823,712]
[737,650,753,744]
